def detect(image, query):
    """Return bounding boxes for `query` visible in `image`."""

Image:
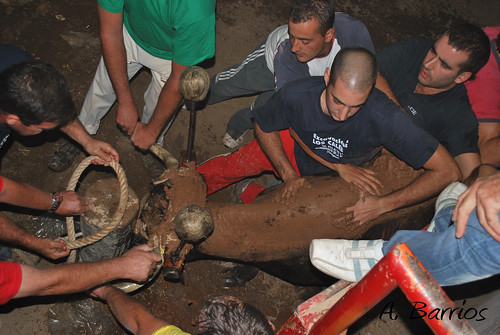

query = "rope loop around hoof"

[64,156,129,263]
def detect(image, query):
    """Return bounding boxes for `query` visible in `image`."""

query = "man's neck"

[414,82,456,95]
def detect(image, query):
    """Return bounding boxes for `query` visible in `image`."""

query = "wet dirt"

[0,0,499,334]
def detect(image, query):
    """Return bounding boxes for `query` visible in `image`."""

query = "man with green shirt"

[49,0,216,170]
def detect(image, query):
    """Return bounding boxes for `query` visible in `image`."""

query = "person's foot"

[48,141,81,172]
[222,129,249,149]
[309,239,385,282]
[220,264,259,288]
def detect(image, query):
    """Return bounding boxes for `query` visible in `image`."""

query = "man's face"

[418,34,471,90]
[10,120,58,136]
[323,78,370,122]
[288,18,333,63]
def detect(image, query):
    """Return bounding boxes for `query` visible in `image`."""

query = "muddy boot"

[48,141,81,172]
[220,264,259,288]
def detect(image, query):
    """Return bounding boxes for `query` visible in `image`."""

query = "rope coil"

[64,156,129,263]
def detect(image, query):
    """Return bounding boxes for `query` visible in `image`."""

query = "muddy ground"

[0,0,499,334]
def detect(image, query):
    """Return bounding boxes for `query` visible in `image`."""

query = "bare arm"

[60,119,119,164]
[0,212,69,259]
[478,122,500,167]
[375,72,404,109]
[14,244,161,298]
[92,286,168,335]
[130,61,186,150]
[454,152,481,181]
[98,4,138,135]
[0,176,92,216]
[255,123,309,204]
[349,144,461,224]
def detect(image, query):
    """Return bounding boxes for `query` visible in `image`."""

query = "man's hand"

[91,285,114,300]
[130,122,158,151]
[335,164,382,195]
[347,194,387,225]
[117,244,162,282]
[116,101,139,135]
[33,238,70,260]
[82,138,119,166]
[56,191,94,216]
[453,173,500,242]
[278,176,311,205]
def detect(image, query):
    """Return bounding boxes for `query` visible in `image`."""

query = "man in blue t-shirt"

[376,24,491,181]
[207,0,374,148]
[197,48,460,224]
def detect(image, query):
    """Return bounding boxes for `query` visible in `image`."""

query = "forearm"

[143,74,183,136]
[98,286,168,334]
[255,124,298,181]
[60,119,93,148]
[17,258,128,297]
[0,212,39,250]
[382,145,460,213]
[0,177,52,210]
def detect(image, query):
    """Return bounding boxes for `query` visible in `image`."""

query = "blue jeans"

[382,205,500,286]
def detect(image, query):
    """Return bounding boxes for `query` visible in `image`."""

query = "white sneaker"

[434,182,467,213]
[309,239,385,282]
[426,182,467,232]
[222,130,248,149]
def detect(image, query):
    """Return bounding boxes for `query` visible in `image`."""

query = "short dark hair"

[197,296,274,335]
[329,47,377,92]
[445,24,490,79]
[289,0,335,36]
[0,62,76,126]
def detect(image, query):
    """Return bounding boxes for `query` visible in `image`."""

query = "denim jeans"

[382,204,500,286]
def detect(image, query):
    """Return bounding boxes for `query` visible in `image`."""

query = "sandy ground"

[0,0,499,334]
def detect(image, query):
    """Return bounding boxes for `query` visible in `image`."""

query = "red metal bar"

[307,243,477,335]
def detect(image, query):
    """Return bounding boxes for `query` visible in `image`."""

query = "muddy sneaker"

[222,129,249,149]
[48,141,81,172]
[309,239,385,282]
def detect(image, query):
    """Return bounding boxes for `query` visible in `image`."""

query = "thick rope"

[64,156,129,263]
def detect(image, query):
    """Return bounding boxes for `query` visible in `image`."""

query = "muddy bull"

[138,151,435,272]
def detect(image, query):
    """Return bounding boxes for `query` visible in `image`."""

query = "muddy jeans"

[78,26,173,144]
[196,130,298,203]
[382,204,500,286]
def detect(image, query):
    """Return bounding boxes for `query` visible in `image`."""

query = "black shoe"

[221,264,259,288]
[48,141,81,172]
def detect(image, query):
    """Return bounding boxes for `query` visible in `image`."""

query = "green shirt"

[97,0,215,65]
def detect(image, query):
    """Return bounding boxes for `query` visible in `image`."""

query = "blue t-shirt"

[252,76,439,176]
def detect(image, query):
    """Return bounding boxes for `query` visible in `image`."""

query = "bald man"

[197,47,459,224]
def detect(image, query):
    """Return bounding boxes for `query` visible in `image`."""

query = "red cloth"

[196,130,299,203]
[0,261,22,304]
[0,176,4,193]
[465,27,500,122]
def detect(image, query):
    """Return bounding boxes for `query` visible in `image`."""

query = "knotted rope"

[64,156,128,263]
